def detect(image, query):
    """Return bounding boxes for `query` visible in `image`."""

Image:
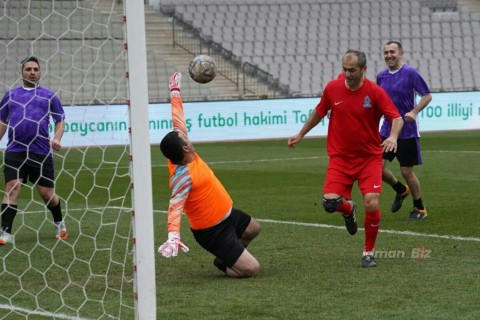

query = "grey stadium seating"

[158,0,480,95]
[1,0,479,104]
[0,0,126,105]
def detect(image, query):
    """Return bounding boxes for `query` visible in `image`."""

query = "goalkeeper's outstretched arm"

[158,72,192,258]
[169,72,188,137]
[158,141,192,258]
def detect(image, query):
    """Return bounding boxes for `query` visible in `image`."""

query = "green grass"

[1,130,480,319]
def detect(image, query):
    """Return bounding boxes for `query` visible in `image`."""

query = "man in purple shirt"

[377,41,432,220]
[0,56,68,245]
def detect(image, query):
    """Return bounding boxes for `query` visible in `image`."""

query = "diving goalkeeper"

[158,72,261,278]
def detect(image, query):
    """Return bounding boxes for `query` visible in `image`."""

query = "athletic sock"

[338,200,353,215]
[1,204,18,234]
[413,198,424,210]
[392,181,407,194]
[364,209,381,253]
[48,202,63,222]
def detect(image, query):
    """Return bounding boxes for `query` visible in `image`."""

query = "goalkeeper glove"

[169,72,181,92]
[158,231,189,258]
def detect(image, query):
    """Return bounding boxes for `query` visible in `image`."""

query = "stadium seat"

[1,0,480,101]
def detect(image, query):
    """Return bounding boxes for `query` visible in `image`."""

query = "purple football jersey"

[377,64,430,139]
[0,86,65,155]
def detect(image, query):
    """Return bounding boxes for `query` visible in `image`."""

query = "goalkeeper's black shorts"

[191,207,251,268]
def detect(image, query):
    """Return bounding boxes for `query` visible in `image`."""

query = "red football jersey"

[316,78,400,158]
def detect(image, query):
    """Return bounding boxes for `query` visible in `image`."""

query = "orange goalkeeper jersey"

[167,154,233,231]
[165,96,233,232]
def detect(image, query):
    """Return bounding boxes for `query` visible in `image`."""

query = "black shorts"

[191,208,252,268]
[3,152,55,188]
[382,137,422,167]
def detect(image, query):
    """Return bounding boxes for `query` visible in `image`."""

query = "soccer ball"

[188,55,217,84]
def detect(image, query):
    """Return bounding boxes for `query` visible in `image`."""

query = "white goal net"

[0,0,155,318]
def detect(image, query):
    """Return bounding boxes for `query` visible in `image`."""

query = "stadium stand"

[157,0,480,97]
[1,0,480,104]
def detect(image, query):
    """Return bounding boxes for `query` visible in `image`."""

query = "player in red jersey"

[288,50,403,267]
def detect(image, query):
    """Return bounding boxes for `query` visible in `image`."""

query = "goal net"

[0,0,154,318]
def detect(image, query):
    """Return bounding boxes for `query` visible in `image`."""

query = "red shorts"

[323,155,382,199]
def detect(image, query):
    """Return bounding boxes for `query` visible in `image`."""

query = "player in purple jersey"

[0,56,68,245]
[377,41,432,220]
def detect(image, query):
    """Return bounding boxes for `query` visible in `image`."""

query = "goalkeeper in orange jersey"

[158,72,261,278]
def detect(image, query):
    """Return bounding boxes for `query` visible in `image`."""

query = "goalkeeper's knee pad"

[322,197,342,213]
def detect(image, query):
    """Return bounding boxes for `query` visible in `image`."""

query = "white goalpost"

[123,0,157,319]
[0,0,157,318]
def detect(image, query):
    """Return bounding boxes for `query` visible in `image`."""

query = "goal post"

[124,0,157,319]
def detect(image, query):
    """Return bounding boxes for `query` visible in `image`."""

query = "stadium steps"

[143,7,248,102]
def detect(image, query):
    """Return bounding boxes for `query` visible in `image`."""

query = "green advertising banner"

[1,93,478,148]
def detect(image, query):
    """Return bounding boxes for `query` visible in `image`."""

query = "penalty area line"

[257,218,480,242]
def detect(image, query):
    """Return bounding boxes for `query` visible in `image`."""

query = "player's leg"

[322,194,358,235]
[2,179,23,207]
[2,152,25,206]
[193,209,260,278]
[400,166,420,199]
[323,157,357,235]
[36,184,57,205]
[224,215,261,277]
[0,179,22,245]
[397,138,426,220]
[240,217,261,247]
[227,248,260,278]
[382,141,410,213]
[36,186,68,240]
[362,193,381,268]
[382,158,397,185]
[358,157,383,267]
[1,152,26,244]
[32,153,68,239]
[400,166,426,220]
[226,209,260,277]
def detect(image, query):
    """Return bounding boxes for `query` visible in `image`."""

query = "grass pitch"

[1,130,479,319]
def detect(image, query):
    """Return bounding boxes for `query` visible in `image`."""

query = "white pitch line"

[0,304,93,320]
[21,208,480,243]
[152,210,480,243]
[59,150,480,172]
[257,218,480,242]
[149,150,479,167]
[59,150,478,172]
